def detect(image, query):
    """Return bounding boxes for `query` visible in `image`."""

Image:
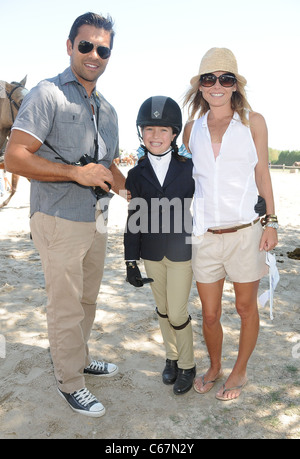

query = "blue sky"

[1,0,299,152]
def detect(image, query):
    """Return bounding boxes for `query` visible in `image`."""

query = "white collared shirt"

[148,150,172,186]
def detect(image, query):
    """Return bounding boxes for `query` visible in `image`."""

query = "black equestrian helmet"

[136,96,182,136]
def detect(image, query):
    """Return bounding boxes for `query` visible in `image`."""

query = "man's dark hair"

[69,12,115,49]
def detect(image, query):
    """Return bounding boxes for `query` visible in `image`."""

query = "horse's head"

[6,76,28,117]
[0,77,28,152]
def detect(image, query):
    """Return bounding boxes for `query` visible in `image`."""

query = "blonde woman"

[183,48,278,400]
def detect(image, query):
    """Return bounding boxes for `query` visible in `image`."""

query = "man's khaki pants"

[144,257,195,370]
[31,212,107,393]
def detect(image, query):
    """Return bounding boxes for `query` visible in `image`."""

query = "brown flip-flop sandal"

[215,380,248,401]
[193,371,224,394]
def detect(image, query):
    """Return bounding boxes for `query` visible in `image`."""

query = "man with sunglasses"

[5,12,126,418]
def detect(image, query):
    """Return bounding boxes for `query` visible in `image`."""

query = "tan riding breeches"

[144,257,195,369]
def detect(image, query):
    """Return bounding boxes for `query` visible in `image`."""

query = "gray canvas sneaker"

[58,387,105,417]
[84,360,119,377]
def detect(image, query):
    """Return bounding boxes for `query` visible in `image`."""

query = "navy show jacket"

[124,155,195,262]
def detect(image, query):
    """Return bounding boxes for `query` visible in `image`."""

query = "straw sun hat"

[190,47,247,87]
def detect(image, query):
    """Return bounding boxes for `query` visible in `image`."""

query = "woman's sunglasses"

[200,73,237,88]
[78,40,111,60]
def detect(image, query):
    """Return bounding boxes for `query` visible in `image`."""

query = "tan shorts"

[192,220,268,283]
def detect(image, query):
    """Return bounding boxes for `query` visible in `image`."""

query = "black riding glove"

[254,195,266,216]
[126,261,153,288]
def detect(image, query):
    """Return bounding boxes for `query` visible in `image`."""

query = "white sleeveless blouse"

[190,111,259,236]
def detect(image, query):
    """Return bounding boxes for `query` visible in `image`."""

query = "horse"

[0,77,28,208]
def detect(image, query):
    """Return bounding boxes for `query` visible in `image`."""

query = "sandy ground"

[0,168,299,440]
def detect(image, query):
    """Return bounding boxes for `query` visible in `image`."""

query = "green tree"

[275,150,300,165]
[268,148,280,164]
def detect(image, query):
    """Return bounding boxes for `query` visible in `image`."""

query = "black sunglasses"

[200,73,237,88]
[78,40,111,60]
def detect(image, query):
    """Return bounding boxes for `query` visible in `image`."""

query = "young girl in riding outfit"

[124,96,196,395]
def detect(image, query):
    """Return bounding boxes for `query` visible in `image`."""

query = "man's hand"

[73,162,114,193]
[4,130,114,192]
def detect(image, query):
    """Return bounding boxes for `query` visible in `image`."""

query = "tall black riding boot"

[173,366,196,395]
[162,359,178,385]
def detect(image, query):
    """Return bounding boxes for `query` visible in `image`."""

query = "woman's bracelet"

[261,214,278,229]
[265,222,279,230]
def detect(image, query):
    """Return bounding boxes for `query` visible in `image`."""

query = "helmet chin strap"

[137,125,143,142]
[147,147,173,158]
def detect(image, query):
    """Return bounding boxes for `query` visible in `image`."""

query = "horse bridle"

[6,83,25,123]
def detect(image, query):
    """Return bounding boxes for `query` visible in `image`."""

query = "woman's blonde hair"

[183,75,252,126]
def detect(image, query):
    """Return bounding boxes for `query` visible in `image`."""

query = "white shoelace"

[87,360,106,371]
[73,388,98,407]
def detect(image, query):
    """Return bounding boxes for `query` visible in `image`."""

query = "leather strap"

[171,315,192,330]
[207,217,260,234]
[156,307,168,319]
[156,308,192,330]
